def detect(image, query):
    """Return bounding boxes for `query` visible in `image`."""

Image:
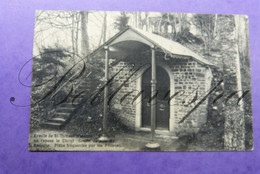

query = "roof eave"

[88,26,215,67]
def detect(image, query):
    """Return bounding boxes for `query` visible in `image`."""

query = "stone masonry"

[108,55,212,135]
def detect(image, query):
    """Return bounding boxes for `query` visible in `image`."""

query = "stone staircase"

[40,60,117,130]
[41,103,75,129]
[40,80,88,129]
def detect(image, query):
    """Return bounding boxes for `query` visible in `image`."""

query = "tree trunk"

[99,12,107,46]
[223,15,245,151]
[145,13,149,31]
[75,13,80,55]
[71,13,75,60]
[103,12,107,43]
[80,11,89,58]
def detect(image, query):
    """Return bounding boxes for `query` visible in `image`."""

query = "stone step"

[74,87,88,91]
[41,113,72,129]
[56,107,75,112]
[65,101,84,105]
[57,103,76,107]
[55,112,71,117]
[44,122,63,126]
[48,117,67,123]
[39,80,89,129]
[41,121,64,129]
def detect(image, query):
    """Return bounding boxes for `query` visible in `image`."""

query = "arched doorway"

[141,66,170,130]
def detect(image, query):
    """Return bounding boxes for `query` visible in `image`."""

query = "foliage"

[30,47,71,130]
[114,12,129,31]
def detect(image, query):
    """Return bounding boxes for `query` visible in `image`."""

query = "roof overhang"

[89,26,214,66]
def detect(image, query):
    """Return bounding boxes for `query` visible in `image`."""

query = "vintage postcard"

[28,10,253,151]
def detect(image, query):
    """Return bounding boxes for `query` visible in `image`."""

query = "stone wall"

[108,56,212,135]
[108,61,140,129]
[169,58,211,134]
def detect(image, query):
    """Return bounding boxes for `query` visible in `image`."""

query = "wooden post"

[145,45,160,150]
[98,45,111,142]
[151,46,156,141]
[103,46,109,132]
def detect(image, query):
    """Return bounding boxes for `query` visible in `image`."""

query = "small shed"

[91,26,213,135]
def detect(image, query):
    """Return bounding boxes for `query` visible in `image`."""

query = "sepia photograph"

[28,10,253,151]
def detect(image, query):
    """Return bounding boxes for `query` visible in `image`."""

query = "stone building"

[91,26,213,135]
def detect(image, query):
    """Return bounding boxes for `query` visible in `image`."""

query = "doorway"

[141,66,170,130]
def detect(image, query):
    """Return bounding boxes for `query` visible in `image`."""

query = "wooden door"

[141,66,170,130]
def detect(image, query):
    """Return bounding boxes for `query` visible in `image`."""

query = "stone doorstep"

[117,132,178,143]
[155,134,178,140]
[133,129,178,140]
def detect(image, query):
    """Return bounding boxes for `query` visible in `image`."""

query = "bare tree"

[80,11,89,58]
[98,12,107,46]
